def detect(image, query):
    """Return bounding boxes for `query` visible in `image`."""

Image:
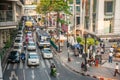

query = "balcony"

[0,22,18,29]
[0,10,18,29]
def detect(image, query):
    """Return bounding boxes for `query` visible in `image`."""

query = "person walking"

[110,46,114,53]
[113,63,120,76]
[108,51,113,63]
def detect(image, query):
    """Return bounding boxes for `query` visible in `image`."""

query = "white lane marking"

[45,70,51,80]
[32,70,35,80]
[41,60,45,68]
[9,71,18,80]
[19,61,23,69]
[13,63,17,69]
[23,69,25,80]
[7,63,10,70]
[45,60,50,68]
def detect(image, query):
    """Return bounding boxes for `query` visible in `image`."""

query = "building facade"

[0,0,24,48]
[24,0,39,16]
[68,0,120,39]
[96,0,120,39]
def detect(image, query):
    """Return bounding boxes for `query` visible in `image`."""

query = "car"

[41,48,53,59]
[26,31,33,37]
[13,45,23,53]
[17,31,23,37]
[27,52,40,66]
[8,51,20,63]
[37,41,51,49]
[14,38,23,46]
[27,41,36,50]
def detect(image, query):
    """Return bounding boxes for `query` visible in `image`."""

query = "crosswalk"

[6,59,58,70]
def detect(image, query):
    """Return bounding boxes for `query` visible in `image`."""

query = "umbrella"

[25,21,32,27]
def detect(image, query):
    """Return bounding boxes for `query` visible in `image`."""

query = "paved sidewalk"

[53,46,120,80]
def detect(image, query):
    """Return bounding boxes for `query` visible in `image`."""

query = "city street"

[2,31,97,80]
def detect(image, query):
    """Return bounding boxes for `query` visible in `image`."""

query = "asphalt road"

[3,30,97,80]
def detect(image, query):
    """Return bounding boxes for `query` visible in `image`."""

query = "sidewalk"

[53,46,120,80]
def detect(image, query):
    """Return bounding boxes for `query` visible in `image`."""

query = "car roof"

[28,52,37,54]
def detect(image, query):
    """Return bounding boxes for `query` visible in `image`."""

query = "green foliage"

[87,37,95,46]
[36,0,51,14]
[4,40,11,49]
[36,0,71,15]
[76,36,82,43]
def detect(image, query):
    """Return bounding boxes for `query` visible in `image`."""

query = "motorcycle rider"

[20,52,25,62]
[50,63,56,76]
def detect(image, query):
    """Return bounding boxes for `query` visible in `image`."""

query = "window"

[69,6,73,12]
[104,1,113,14]
[76,17,80,25]
[76,0,80,4]
[76,6,80,11]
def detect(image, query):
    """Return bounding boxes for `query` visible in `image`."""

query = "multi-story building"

[0,0,24,48]
[96,0,120,40]
[0,0,24,79]
[68,0,120,40]
[24,0,39,16]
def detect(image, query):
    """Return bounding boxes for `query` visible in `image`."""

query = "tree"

[36,0,72,51]
[76,36,82,43]
[36,0,71,28]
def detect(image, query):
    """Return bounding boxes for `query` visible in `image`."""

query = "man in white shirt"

[113,63,120,76]
[110,46,114,53]
[108,52,113,63]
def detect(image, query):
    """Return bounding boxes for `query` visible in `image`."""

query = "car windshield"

[15,40,22,43]
[43,50,51,53]
[29,43,35,46]
[29,54,38,59]
[10,51,18,56]
[14,46,20,49]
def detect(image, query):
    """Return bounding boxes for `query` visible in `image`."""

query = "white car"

[27,42,36,50]
[13,46,23,53]
[17,31,23,37]
[27,52,40,66]
[14,39,23,46]
[41,48,53,59]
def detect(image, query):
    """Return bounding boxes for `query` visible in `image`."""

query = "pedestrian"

[113,63,120,76]
[110,46,114,53]
[81,62,85,71]
[108,51,113,63]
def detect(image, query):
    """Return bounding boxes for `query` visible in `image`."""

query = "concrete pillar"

[12,2,17,22]
[89,0,93,32]
[0,31,2,48]
[113,0,120,34]
[96,0,104,35]
[0,31,3,48]
[0,59,3,80]
[4,31,6,42]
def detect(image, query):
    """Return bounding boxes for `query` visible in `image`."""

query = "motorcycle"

[20,53,25,63]
[50,68,57,77]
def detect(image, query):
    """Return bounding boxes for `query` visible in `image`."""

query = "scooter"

[21,53,25,63]
[50,68,57,77]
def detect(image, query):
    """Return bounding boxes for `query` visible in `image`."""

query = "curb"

[64,63,117,80]
[52,47,117,80]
